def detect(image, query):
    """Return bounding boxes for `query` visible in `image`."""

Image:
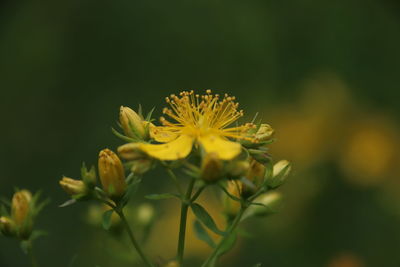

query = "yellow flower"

[138,90,255,160]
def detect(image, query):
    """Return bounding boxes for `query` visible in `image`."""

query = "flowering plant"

[1,90,290,267]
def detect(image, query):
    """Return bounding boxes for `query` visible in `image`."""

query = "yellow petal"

[149,125,179,143]
[198,135,242,160]
[139,134,194,160]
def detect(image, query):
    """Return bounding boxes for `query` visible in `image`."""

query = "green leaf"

[216,231,237,257]
[111,127,138,142]
[218,183,241,202]
[145,107,155,121]
[102,209,114,230]
[145,193,180,200]
[191,203,225,236]
[120,176,142,206]
[193,220,216,248]
[252,263,262,267]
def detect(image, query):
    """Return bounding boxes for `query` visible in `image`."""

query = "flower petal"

[149,125,179,143]
[198,135,242,160]
[139,134,194,160]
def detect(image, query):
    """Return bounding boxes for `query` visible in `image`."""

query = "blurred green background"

[1,0,400,266]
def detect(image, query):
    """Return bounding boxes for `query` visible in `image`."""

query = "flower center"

[161,90,256,140]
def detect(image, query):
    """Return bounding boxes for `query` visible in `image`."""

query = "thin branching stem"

[116,209,155,267]
[201,204,247,267]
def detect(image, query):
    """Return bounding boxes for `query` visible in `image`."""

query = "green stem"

[177,178,196,265]
[201,204,246,267]
[190,185,206,202]
[26,240,38,267]
[116,210,154,267]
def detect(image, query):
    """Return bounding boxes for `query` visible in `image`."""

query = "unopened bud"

[131,159,153,175]
[246,160,266,187]
[137,203,155,226]
[201,153,223,183]
[264,160,291,189]
[81,163,97,187]
[0,216,16,237]
[98,149,127,200]
[223,181,242,217]
[118,143,146,161]
[226,160,250,179]
[255,124,274,142]
[242,192,282,220]
[120,106,146,139]
[11,190,33,239]
[59,177,88,197]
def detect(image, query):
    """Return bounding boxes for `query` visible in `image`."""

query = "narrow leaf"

[191,203,225,236]
[193,220,216,248]
[59,199,76,208]
[111,127,137,142]
[102,210,114,230]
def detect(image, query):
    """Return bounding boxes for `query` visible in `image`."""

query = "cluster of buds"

[60,148,130,203]
[0,190,46,240]
[117,106,154,176]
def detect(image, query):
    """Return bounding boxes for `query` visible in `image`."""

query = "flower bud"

[255,124,274,142]
[264,160,291,189]
[120,106,146,139]
[223,181,242,217]
[0,216,16,237]
[59,177,88,197]
[242,192,282,220]
[131,159,153,175]
[98,149,127,200]
[201,153,223,183]
[118,143,146,161]
[11,190,33,239]
[242,159,266,196]
[226,160,250,179]
[81,163,97,187]
[136,203,155,226]
[246,160,266,187]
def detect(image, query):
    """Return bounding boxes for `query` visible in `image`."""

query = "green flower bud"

[120,106,146,139]
[264,160,291,189]
[242,192,282,220]
[98,149,127,200]
[136,203,155,226]
[255,123,274,142]
[81,163,97,187]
